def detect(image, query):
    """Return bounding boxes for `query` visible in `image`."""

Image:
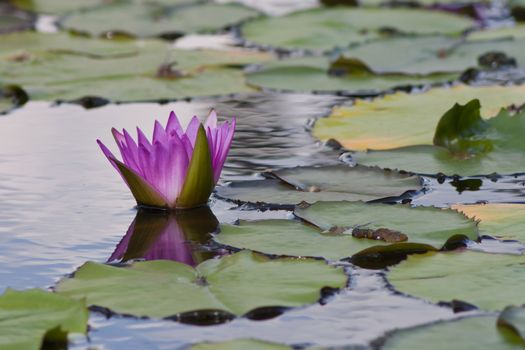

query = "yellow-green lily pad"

[452,204,525,242]
[189,340,292,350]
[352,106,525,175]
[55,251,347,318]
[315,85,525,151]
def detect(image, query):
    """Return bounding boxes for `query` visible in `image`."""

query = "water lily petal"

[153,120,169,147]
[122,129,141,172]
[166,111,184,138]
[136,127,152,153]
[185,116,201,148]
[97,139,120,173]
[205,109,218,129]
[212,118,236,182]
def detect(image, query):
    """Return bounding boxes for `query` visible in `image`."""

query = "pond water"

[2,0,525,348]
[0,93,523,349]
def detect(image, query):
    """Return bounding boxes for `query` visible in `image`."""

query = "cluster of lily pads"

[2,0,525,349]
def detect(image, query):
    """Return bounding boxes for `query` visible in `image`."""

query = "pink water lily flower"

[97,110,236,209]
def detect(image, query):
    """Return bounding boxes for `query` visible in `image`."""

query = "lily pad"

[190,340,292,350]
[10,0,121,14]
[247,56,458,96]
[61,2,259,38]
[215,201,477,261]
[499,306,525,342]
[452,204,525,242]
[467,25,525,41]
[352,106,525,175]
[0,288,88,350]
[337,36,525,75]
[240,7,474,51]
[55,251,347,318]
[0,32,272,102]
[387,250,525,310]
[0,31,148,58]
[215,165,422,208]
[314,85,525,151]
[378,315,525,350]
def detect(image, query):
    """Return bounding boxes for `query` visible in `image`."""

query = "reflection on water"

[414,174,525,207]
[108,207,219,266]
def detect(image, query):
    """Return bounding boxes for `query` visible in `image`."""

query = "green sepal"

[113,158,169,208]
[176,125,214,209]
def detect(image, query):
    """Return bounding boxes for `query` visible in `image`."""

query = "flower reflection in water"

[108,206,219,266]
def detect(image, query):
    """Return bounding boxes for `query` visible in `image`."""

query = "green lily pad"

[61,2,259,38]
[499,306,525,342]
[387,250,525,310]
[0,31,146,58]
[378,315,525,350]
[0,288,88,350]
[0,32,272,102]
[468,25,525,41]
[9,0,201,15]
[240,7,474,51]
[353,106,525,175]
[215,165,422,207]
[10,0,120,14]
[314,85,525,151]
[55,251,347,318]
[452,204,525,242]
[190,340,292,350]
[247,56,458,96]
[215,201,477,261]
[336,36,525,75]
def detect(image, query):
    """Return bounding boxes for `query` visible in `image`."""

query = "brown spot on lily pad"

[352,227,408,243]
